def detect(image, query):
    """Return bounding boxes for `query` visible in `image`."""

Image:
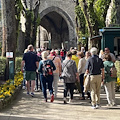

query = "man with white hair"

[86,47,104,109]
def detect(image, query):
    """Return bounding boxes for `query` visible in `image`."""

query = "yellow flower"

[0,94,5,99]
[0,72,23,99]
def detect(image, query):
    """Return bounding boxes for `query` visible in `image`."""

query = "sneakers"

[22,86,26,90]
[35,89,39,92]
[96,104,100,109]
[80,97,85,100]
[107,104,113,107]
[68,99,71,103]
[63,98,67,104]
[54,94,57,98]
[68,99,74,103]
[27,92,35,97]
[30,92,34,97]
[27,92,29,95]
[91,105,96,109]
[112,102,117,106]
[51,94,54,102]
[112,103,117,106]
[44,98,47,102]
[91,104,101,109]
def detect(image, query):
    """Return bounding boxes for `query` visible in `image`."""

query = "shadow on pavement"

[0,115,45,120]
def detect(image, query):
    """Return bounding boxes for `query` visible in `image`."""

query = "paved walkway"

[0,81,120,120]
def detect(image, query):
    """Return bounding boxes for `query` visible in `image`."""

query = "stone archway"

[38,6,76,50]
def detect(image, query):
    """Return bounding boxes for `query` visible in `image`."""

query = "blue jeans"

[23,72,26,86]
[35,72,42,90]
[79,73,85,98]
[40,75,53,99]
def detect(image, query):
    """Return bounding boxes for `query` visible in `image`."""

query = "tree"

[1,0,16,80]
[21,0,40,48]
[110,0,120,25]
[15,0,23,43]
[1,0,16,56]
[76,0,111,47]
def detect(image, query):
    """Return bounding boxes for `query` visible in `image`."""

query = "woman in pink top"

[48,50,62,98]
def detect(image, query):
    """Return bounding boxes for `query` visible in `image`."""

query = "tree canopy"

[75,0,111,46]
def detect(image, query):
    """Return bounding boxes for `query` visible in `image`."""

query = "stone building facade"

[20,0,77,50]
[37,0,77,49]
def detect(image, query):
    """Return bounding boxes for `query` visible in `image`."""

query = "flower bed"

[0,72,23,110]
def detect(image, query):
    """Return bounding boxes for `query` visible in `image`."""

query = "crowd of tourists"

[21,44,117,109]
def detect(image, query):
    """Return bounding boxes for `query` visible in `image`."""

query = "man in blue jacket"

[86,47,104,109]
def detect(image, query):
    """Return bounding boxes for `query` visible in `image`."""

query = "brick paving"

[0,81,120,120]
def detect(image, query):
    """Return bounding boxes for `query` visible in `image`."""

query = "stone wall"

[20,0,77,50]
[39,0,77,49]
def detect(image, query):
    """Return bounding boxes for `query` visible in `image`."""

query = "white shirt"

[78,57,86,75]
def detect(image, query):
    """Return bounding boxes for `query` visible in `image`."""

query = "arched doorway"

[37,6,76,50]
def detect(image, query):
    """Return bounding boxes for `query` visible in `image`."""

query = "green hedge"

[0,57,22,79]
[0,57,6,76]
[15,57,22,73]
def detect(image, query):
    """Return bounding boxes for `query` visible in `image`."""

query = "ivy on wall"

[75,5,88,46]
[15,0,23,40]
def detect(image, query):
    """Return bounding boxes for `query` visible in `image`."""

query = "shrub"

[0,57,6,76]
[15,57,22,73]
[0,57,22,80]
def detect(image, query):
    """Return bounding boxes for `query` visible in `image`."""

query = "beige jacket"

[78,57,86,75]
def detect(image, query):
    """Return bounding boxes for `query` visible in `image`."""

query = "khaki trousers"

[90,75,102,106]
[53,73,59,97]
[104,81,115,105]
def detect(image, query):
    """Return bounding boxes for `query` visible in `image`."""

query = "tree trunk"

[1,0,6,56]
[31,0,40,45]
[25,17,32,48]
[1,0,16,80]
[81,0,94,37]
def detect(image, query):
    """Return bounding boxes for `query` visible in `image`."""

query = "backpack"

[110,65,117,78]
[106,64,117,78]
[42,57,55,77]
[43,60,53,76]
